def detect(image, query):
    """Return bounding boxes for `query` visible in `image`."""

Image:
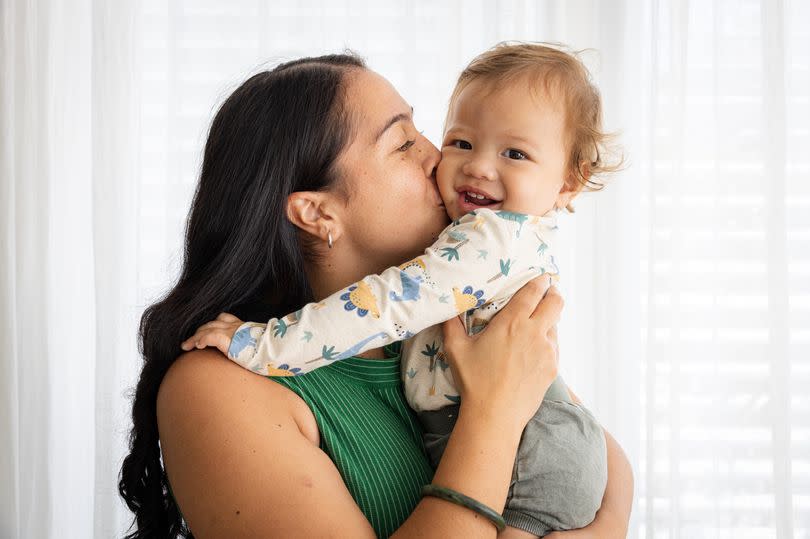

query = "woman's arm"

[545,389,635,539]
[158,353,528,538]
[159,278,561,538]
[157,350,377,538]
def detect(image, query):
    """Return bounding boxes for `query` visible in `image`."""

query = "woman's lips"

[432,187,444,206]
[427,176,444,206]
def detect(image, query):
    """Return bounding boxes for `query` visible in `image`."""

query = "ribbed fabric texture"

[272,343,434,537]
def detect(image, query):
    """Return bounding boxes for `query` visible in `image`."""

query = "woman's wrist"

[421,484,506,532]
[457,395,535,441]
[393,405,524,538]
[430,403,523,511]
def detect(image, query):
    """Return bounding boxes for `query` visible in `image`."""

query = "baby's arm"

[225,208,556,376]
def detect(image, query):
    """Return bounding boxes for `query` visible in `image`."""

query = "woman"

[118,53,633,538]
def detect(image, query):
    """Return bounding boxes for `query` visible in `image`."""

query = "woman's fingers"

[488,275,551,328]
[547,325,558,349]
[440,315,467,359]
[530,285,563,330]
[547,325,559,360]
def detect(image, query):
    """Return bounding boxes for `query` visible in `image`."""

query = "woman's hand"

[180,312,244,355]
[395,276,563,538]
[441,275,562,434]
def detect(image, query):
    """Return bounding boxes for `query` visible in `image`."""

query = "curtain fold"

[90,3,142,538]
[1,1,139,537]
[762,1,793,535]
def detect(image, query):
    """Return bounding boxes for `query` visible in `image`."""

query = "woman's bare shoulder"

[157,348,318,444]
[155,349,373,537]
[158,348,291,413]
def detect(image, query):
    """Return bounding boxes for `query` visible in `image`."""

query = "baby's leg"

[503,382,607,535]
[418,404,459,469]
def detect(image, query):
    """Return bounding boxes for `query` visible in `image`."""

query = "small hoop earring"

[327,231,333,249]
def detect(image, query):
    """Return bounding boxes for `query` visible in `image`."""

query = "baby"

[183,42,619,537]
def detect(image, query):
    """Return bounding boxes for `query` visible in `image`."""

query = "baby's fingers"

[180,334,199,351]
[180,319,233,350]
[194,319,233,334]
[180,329,231,355]
[216,312,241,323]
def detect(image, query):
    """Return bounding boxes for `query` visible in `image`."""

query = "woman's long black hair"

[118,53,366,538]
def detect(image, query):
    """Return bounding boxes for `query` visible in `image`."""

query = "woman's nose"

[461,155,496,182]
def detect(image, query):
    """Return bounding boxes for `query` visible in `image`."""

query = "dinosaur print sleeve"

[226,208,560,376]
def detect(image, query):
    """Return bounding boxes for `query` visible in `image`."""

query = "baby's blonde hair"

[447,41,623,192]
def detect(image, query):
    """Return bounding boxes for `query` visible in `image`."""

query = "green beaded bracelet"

[421,484,506,532]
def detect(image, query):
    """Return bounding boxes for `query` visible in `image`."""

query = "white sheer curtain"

[1,1,806,538]
[1,0,141,537]
[631,1,809,536]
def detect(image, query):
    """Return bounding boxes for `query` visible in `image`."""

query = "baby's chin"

[443,204,463,221]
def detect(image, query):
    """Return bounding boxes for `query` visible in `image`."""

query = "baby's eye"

[451,140,472,150]
[505,148,528,160]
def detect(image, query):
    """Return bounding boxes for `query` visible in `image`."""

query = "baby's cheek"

[435,159,455,198]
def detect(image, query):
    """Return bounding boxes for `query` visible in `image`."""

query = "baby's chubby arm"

[183,208,556,376]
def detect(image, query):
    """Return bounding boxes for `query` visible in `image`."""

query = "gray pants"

[419,377,608,537]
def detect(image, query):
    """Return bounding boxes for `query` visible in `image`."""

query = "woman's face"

[335,69,449,270]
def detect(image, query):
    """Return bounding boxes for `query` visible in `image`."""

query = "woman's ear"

[286,191,342,245]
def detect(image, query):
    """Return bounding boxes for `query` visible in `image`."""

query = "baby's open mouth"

[462,190,500,206]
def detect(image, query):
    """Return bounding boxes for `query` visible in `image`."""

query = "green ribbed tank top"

[271,342,434,537]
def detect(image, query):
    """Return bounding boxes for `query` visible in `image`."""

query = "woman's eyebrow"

[374,106,414,143]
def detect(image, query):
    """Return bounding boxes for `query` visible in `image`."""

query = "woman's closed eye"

[397,130,424,153]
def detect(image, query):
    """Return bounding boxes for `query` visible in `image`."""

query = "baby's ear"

[557,162,591,213]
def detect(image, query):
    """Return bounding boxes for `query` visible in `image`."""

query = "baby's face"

[436,78,572,220]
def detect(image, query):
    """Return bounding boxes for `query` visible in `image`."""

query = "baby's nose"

[462,156,496,181]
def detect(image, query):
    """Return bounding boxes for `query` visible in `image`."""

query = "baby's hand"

[180,312,245,357]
